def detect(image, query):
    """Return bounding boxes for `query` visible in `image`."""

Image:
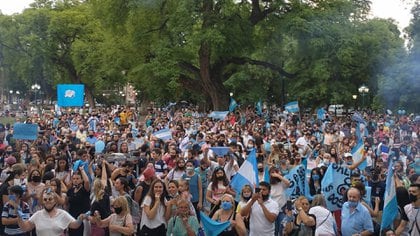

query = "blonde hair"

[93,179,105,201]
[113,196,129,216]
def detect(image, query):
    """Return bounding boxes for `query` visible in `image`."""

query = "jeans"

[275,211,285,236]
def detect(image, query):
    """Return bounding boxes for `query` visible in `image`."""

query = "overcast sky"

[0,0,415,30]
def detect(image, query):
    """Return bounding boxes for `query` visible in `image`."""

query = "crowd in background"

[0,104,418,236]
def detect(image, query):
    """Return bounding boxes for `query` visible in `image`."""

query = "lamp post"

[358,85,369,109]
[352,94,358,110]
[31,83,41,114]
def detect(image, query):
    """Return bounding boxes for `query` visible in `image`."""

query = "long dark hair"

[211,167,229,191]
[146,179,167,209]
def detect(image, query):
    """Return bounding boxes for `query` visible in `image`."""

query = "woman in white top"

[140,179,167,235]
[91,196,134,236]
[17,188,85,235]
[308,194,336,236]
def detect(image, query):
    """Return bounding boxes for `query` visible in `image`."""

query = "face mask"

[324,160,330,165]
[186,167,194,172]
[89,135,94,138]
[217,176,225,181]
[221,201,233,210]
[242,193,252,201]
[409,194,417,203]
[258,168,264,172]
[32,176,41,183]
[346,161,353,166]
[281,170,289,175]
[247,145,254,149]
[262,194,270,201]
[348,200,358,208]
[312,175,320,181]
[114,207,123,214]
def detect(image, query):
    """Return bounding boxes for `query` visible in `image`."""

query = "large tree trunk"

[198,42,229,110]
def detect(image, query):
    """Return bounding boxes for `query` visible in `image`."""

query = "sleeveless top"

[217,211,238,236]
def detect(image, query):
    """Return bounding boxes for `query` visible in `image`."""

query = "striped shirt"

[2,201,31,235]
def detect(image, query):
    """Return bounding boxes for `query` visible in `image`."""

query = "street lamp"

[31,83,41,114]
[358,85,369,109]
[352,94,357,110]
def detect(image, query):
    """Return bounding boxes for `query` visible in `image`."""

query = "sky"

[0,0,415,30]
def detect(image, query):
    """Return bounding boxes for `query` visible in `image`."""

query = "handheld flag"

[351,140,366,170]
[317,107,326,120]
[229,97,238,113]
[256,100,262,116]
[200,212,231,236]
[208,111,229,120]
[153,129,172,141]
[285,101,299,113]
[230,149,259,197]
[57,84,85,107]
[380,161,398,231]
[210,147,230,157]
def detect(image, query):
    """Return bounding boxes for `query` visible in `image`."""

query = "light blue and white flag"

[13,123,38,140]
[208,111,229,120]
[352,112,366,124]
[57,84,84,107]
[355,122,369,141]
[230,149,259,196]
[317,107,326,120]
[284,164,306,199]
[229,98,238,113]
[351,140,366,170]
[153,128,172,141]
[200,212,231,236]
[380,161,398,231]
[210,147,230,157]
[321,164,352,211]
[285,101,299,113]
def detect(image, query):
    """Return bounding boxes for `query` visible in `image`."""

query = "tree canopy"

[0,0,418,112]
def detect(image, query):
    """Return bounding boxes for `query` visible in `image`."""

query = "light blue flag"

[302,156,314,201]
[352,112,366,124]
[351,140,367,170]
[284,164,306,199]
[57,84,85,107]
[210,147,230,157]
[263,165,270,182]
[230,149,259,197]
[381,161,398,231]
[13,123,38,140]
[321,164,352,211]
[208,111,229,120]
[256,100,262,116]
[285,101,299,113]
[229,97,238,112]
[200,212,231,236]
[153,128,172,141]
[317,107,326,120]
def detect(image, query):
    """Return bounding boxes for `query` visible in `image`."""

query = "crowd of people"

[0,104,418,236]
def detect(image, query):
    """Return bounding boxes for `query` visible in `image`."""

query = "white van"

[328,104,344,116]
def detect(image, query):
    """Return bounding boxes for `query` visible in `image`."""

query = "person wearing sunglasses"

[16,188,87,235]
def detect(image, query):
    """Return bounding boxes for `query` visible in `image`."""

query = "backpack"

[125,194,140,225]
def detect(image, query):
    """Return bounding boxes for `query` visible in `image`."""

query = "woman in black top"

[90,179,111,236]
[212,194,246,236]
[67,167,90,236]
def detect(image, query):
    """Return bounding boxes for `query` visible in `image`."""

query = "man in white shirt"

[396,184,420,236]
[241,181,280,236]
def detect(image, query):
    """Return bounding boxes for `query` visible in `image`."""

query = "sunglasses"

[43,197,54,202]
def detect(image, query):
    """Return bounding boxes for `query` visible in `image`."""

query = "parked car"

[328,104,344,116]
